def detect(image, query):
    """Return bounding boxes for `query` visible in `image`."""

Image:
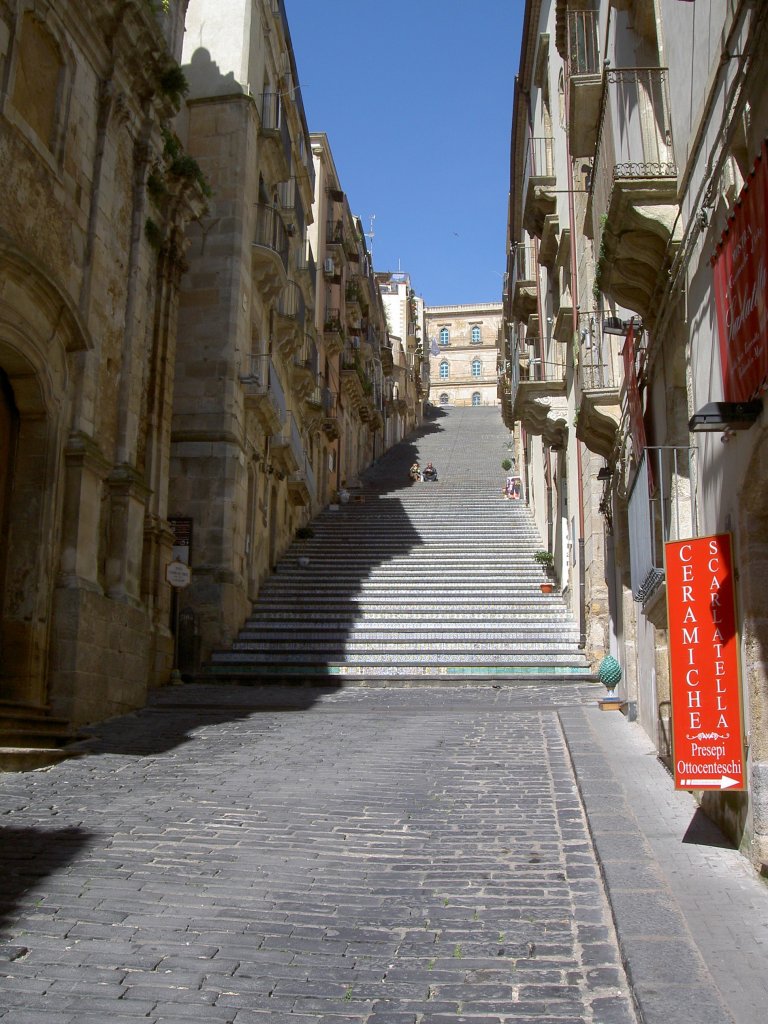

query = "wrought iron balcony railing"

[589,67,676,239]
[568,8,599,76]
[577,314,622,392]
[276,280,306,330]
[239,354,287,424]
[510,243,537,292]
[259,91,291,167]
[253,203,289,272]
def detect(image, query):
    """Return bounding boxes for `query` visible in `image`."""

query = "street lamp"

[688,400,762,432]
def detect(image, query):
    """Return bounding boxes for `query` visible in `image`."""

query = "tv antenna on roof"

[365,214,375,261]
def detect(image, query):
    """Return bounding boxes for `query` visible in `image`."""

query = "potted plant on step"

[533,550,555,592]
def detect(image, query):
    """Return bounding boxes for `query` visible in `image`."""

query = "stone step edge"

[202,664,597,681]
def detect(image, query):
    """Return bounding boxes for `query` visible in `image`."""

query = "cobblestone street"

[2,684,767,1023]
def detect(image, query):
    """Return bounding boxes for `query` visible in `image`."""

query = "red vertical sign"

[712,141,768,403]
[622,322,647,462]
[665,534,745,791]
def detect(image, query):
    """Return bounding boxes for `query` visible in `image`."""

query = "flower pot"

[540,582,554,594]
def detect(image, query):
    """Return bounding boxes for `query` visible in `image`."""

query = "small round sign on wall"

[166,560,192,588]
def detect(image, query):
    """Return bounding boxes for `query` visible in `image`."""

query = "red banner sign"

[622,322,647,462]
[665,534,745,791]
[712,141,768,402]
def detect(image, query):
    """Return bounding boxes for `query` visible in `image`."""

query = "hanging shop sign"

[665,534,746,791]
[712,140,768,403]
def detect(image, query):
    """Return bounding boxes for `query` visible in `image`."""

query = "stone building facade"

[309,135,387,498]
[0,0,205,734]
[425,303,502,407]
[171,0,320,659]
[171,3,397,666]
[376,272,426,439]
[502,0,768,871]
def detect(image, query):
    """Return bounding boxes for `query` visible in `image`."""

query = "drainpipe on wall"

[565,30,588,652]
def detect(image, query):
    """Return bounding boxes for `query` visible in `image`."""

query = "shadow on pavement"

[682,807,737,849]
[0,826,97,930]
[72,686,336,759]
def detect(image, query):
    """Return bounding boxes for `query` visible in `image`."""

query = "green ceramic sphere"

[598,654,622,687]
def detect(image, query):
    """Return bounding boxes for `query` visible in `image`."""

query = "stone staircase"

[0,700,84,771]
[206,407,593,685]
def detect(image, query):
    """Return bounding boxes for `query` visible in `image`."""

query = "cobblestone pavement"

[1,683,766,1023]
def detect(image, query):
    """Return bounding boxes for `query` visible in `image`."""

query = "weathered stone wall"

[0,1,204,728]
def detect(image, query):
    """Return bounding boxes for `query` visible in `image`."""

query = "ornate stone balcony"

[321,388,341,441]
[303,385,324,431]
[288,453,315,508]
[323,309,345,357]
[511,355,568,448]
[270,411,302,475]
[276,280,306,356]
[522,136,556,238]
[340,352,367,415]
[587,67,680,324]
[240,354,286,436]
[553,301,575,344]
[574,314,622,458]
[291,334,317,399]
[380,344,394,375]
[252,203,289,303]
[566,8,602,158]
[538,214,560,266]
[510,243,538,322]
[258,91,291,186]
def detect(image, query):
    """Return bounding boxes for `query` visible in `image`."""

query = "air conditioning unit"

[324,258,335,275]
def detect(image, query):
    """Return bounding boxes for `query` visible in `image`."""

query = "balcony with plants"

[323,307,345,357]
[587,67,680,324]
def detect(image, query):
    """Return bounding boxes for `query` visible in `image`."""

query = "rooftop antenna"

[365,214,375,261]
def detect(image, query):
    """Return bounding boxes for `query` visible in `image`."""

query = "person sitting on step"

[422,462,438,482]
[409,461,421,481]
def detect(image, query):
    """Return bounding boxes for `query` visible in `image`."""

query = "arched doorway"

[0,246,87,709]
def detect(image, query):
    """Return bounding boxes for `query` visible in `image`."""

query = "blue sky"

[283,1,522,308]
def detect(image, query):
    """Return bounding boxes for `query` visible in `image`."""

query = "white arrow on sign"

[681,776,740,789]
